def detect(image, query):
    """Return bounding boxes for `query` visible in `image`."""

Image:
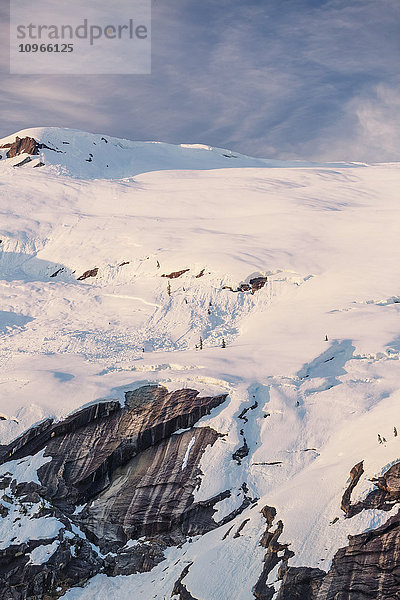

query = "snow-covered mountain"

[0,127,399,600]
[0,127,362,179]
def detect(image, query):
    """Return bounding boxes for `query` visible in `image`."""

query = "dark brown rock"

[232,436,249,464]
[0,401,119,465]
[250,276,268,292]
[341,460,364,516]
[252,504,295,600]
[0,136,63,158]
[344,461,400,518]
[77,268,98,281]
[223,275,267,294]
[33,386,226,513]
[238,283,251,292]
[161,268,190,278]
[261,505,277,528]
[104,538,167,576]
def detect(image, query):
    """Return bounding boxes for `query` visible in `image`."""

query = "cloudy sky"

[1,0,399,161]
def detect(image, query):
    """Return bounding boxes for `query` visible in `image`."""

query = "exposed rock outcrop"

[277,460,400,599]
[79,426,222,548]
[250,276,268,292]
[77,268,98,281]
[223,275,267,294]
[276,567,326,600]
[0,136,63,158]
[341,460,364,516]
[341,460,400,519]
[172,563,199,599]
[0,385,229,598]
[0,536,102,600]
[253,505,294,600]
[161,268,190,278]
[278,510,400,599]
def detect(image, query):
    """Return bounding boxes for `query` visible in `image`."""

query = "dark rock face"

[249,276,268,292]
[346,462,400,517]
[0,385,228,599]
[276,567,326,600]
[278,511,400,600]
[172,563,199,600]
[79,426,221,548]
[161,269,190,278]
[13,156,33,167]
[252,505,294,600]
[77,268,98,281]
[341,460,364,516]
[8,386,226,514]
[0,136,63,158]
[0,536,102,600]
[223,275,267,294]
[276,460,400,600]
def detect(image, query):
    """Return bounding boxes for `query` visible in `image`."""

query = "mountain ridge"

[0,127,367,179]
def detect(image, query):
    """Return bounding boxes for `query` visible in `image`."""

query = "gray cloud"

[0,0,399,161]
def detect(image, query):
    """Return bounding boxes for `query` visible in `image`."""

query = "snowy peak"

[0,127,362,179]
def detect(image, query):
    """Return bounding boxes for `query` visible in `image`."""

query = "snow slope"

[0,127,399,598]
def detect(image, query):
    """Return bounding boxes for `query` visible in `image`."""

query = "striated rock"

[0,385,229,598]
[0,401,119,464]
[79,426,222,548]
[0,387,227,532]
[161,268,190,278]
[77,268,98,281]
[32,386,226,514]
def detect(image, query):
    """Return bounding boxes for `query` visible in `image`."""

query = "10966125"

[18,43,73,52]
